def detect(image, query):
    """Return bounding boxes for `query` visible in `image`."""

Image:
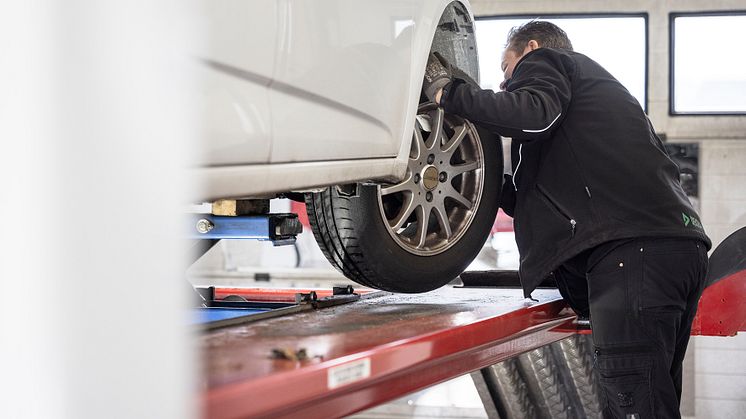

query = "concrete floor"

[351,375,488,419]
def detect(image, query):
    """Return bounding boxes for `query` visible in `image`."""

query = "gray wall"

[470,1,746,417]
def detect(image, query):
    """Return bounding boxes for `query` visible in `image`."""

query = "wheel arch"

[430,1,480,85]
[393,1,480,181]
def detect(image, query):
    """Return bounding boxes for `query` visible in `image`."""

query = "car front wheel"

[305,103,502,292]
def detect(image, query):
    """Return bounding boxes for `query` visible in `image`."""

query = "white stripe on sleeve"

[522,113,561,133]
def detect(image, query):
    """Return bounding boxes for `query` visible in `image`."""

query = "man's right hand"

[423,53,451,103]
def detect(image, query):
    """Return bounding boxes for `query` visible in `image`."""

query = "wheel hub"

[421,166,439,191]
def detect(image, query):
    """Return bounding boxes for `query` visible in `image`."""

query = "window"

[670,12,746,115]
[475,15,648,110]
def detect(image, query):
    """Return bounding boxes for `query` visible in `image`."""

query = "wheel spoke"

[389,194,417,231]
[433,201,452,239]
[411,122,423,160]
[444,184,473,209]
[450,161,479,176]
[442,124,467,155]
[415,205,429,248]
[380,173,413,196]
[426,108,444,150]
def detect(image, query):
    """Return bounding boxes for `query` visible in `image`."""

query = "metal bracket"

[295,287,360,309]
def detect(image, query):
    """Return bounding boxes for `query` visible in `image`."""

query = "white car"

[195,0,503,292]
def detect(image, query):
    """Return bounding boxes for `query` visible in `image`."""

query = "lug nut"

[414,173,421,183]
[427,154,435,164]
[426,191,433,202]
[439,172,448,182]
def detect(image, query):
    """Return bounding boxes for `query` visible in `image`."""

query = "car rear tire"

[305,103,502,292]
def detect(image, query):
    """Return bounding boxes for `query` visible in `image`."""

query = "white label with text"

[327,358,371,389]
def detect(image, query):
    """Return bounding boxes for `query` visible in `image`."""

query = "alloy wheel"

[378,103,485,256]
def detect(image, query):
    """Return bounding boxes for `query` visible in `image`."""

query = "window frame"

[669,11,746,116]
[474,12,649,113]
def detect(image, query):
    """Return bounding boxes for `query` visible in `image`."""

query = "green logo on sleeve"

[682,212,702,229]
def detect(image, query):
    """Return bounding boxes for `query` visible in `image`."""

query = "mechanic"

[422,21,710,419]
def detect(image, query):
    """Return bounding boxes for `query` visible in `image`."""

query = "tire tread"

[304,190,376,288]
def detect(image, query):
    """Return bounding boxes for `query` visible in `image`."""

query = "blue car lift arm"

[189,213,302,244]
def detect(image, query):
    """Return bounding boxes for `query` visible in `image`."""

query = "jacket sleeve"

[441,49,573,142]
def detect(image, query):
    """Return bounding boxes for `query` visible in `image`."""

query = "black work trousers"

[554,237,708,419]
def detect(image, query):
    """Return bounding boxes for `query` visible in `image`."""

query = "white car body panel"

[194,0,474,199]
[195,0,277,166]
[200,158,401,202]
[269,0,417,163]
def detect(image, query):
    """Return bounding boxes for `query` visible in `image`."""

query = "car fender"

[394,0,479,181]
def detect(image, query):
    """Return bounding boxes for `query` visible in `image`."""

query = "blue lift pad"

[192,308,271,325]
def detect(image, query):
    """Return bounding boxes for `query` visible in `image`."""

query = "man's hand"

[433,52,479,88]
[423,53,450,103]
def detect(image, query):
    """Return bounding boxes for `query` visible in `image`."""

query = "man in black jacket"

[423,21,710,418]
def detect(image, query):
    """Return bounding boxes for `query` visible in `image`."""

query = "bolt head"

[426,191,433,202]
[427,154,435,164]
[439,172,447,182]
[414,173,421,183]
[196,218,214,234]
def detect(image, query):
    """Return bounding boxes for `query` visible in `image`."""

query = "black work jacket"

[441,48,711,296]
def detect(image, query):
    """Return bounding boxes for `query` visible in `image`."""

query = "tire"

[305,103,502,292]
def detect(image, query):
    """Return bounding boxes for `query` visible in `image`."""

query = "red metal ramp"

[202,288,575,419]
[200,267,745,419]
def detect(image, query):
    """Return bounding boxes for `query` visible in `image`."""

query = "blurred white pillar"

[0,2,200,418]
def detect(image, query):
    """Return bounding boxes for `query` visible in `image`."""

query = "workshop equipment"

[198,267,744,419]
[191,204,744,419]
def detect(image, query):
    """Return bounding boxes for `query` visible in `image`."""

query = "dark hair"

[506,20,573,53]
